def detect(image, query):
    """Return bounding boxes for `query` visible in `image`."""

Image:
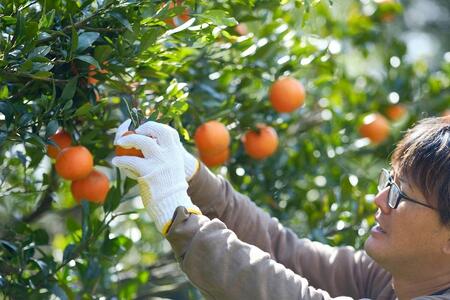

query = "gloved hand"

[112,121,201,234]
[114,119,200,181]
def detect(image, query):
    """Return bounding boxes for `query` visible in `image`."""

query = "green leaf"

[200,10,238,27]
[0,86,8,99]
[101,235,132,256]
[0,131,7,146]
[24,21,39,40]
[81,201,90,242]
[39,9,55,29]
[33,229,49,245]
[76,32,100,52]
[28,46,51,58]
[0,240,18,254]
[14,11,26,43]
[60,77,78,101]
[66,217,80,233]
[69,23,78,60]
[19,60,33,72]
[46,120,59,137]
[26,133,47,151]
[103,186,120,213]
[19,113,32,127]
[0,101,13,126]
[140,29,161,52]
[33,71,53,78]
[74,102,92,117]
[16,151,27,166]
[75,55,100,70]
[2,16,16,25]
[62,99,73,112]
[30,258,49,274]
[51,284,68,300]
[93,45,113,63]
[109,12,133,32]
[62,243,76,262]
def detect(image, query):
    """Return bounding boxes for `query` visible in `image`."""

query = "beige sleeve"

[186,164,393,298]
[167,206,354,300]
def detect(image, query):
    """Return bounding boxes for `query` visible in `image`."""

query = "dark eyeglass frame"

[378,169,436,210]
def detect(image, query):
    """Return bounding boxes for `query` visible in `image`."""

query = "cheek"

[391,207,441,251]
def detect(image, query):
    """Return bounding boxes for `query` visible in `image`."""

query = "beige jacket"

[166,164,450,300]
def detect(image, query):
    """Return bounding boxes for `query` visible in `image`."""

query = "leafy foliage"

[0,0,449,298]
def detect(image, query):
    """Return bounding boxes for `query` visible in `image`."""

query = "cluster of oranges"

[47,130,110,205]
[358,105,448,145]
[193,76,306,167]
[86,62,109,86]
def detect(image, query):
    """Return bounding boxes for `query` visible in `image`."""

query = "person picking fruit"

[112,117,450,300]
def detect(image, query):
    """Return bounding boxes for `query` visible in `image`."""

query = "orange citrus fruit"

[375,0,397,22]
[87,63,108,85]
[243,125,278,159]
[115,131,144,157]
[55,146,94,180]
[71,169,110,204]
[235,23,248,35]
[47,130,72,159]
[269,77,306,113]
[164,0,190,27]
[194,121,230,155]
[385,104,407,121]
[359,113,390,144]
[200,148,229,167]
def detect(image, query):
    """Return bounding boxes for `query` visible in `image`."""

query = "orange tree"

[0,0,449,298]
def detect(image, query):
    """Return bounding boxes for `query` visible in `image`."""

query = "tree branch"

[0,70,68,84]
[80,26,126,33]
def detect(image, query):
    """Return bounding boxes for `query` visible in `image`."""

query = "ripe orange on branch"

[87,63,108,85]
[243,125,278,160]
[385,104,407,121]
[164,0,190,27]
[194,121,230,155]
[47,130,72,159]
[71,169,110,204]
[269,77,306,113]
[235,23,248,36]
[358,113,390,144]
[375,0,398,23]
[115,131,144,157]
[55,146,94,180]
[200,148,229,167]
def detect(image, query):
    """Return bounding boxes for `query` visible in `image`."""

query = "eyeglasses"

[377,169,436,210]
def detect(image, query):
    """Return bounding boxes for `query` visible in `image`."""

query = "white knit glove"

[114,119,200,181]
[112,121,201,234]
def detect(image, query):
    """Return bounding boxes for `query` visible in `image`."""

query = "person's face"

[364,170,450,271]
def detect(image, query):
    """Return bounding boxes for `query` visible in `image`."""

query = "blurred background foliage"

[0,0,449,298]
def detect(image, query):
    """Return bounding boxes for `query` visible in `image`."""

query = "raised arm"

[167,207,394,300]
[187,164,393,298]
[112,120,393,299]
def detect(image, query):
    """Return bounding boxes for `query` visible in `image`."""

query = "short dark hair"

[391,116,450,226]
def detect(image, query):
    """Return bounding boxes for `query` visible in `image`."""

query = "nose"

[374,187,392,215]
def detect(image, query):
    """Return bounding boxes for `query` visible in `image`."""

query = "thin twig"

[36,2,116,45]
[0,70,68,84]
[81,26,126,33]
